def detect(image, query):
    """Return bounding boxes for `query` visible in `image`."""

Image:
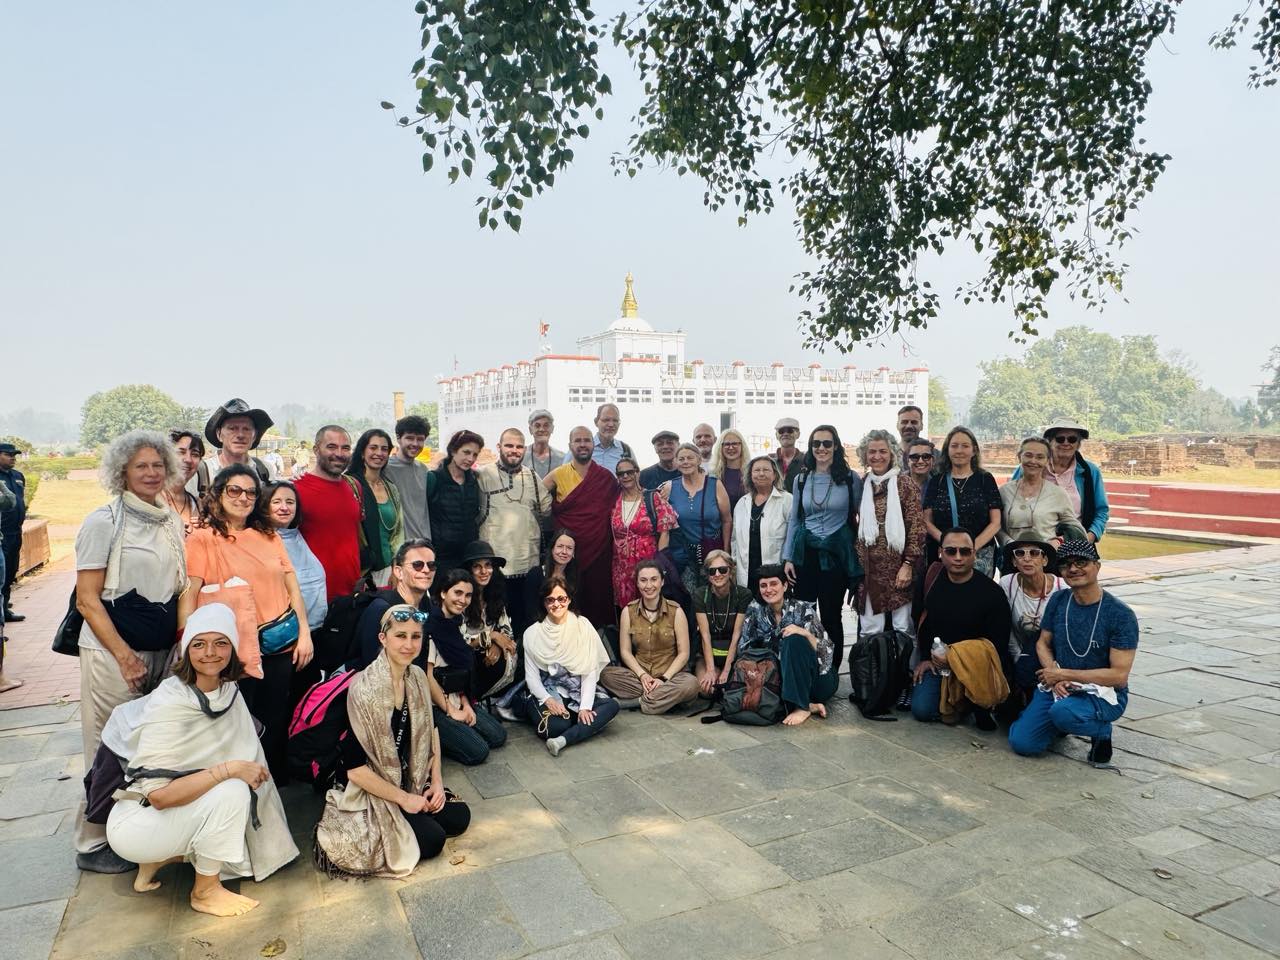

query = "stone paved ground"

[2,546,1279,960]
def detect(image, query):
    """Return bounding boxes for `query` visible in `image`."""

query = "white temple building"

[438,275,929,453]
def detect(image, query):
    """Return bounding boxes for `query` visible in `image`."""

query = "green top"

[376,499,397,569]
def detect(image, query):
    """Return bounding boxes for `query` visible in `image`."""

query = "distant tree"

[0,435,35,455]
[175,406,209,433]
[406,400,440,439]
[926,378,952,433]
[1174,388,1246,433]
[970,326,1198,438]
[1261,345,1280,426]
[80,385,183,448]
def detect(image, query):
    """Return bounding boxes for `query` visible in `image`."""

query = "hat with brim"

[775,417,800,431]
[528,409,554,426]
[651,430,679,444]
[1002,537,1057,571]
[1042,418,1089,441]
[205,398,273,450]
[459,540,506,569]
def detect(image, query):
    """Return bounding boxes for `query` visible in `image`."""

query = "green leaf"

[379,101,395,110]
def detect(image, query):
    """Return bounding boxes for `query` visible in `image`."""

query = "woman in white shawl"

[854,429,926,636]
[520,575,619,757]
[103,603,297,917]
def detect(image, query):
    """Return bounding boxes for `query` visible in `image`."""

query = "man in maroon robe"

[545,426,620,628]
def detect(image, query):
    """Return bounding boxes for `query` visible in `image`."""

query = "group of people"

[53,395,1137,914]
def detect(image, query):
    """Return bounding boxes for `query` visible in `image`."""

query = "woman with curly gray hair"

[73,429,188,875]
[854,428,925,637]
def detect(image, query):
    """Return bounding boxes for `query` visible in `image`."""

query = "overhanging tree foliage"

[392,1,1274,349]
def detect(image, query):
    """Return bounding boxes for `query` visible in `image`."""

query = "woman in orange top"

[181,464,313,781]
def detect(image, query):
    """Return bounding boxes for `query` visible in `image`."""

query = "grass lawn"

[1144,464,1280,489]
[1099,533,1223,562]
[28,478,110,565]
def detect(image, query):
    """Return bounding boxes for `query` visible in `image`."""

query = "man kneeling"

[1009,539,1137,767]
[912,529,1013,730]
[601,561,700,714]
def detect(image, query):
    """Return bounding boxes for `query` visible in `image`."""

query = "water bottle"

[931,637,951,677]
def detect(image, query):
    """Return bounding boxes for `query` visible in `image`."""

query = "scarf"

[424,607,476,674]
[107,491,188,596]
[315,651,434,878]
[859,468,906,554]
[939,638,1010,723]
[110,676,298,881]
[524,611,610,679]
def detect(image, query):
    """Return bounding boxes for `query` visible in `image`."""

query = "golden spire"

[620,272,639,318]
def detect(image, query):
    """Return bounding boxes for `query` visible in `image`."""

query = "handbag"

[53,590,84,657]
[433,664,472,695]
[258,608,300,656]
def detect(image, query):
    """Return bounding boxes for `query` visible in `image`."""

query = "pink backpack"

[287,671,354,787]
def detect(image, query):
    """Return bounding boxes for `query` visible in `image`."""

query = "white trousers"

[75,645,171,854]
[107,779,251,877]
[859,598,913,636]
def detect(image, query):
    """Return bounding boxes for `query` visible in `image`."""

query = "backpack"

[312,577,379,673]
[719,652,785,725]
[287,670,354,789]
[196,456,271,498]
[847,628,914,720]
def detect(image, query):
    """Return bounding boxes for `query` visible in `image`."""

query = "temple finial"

[620,272,639,319]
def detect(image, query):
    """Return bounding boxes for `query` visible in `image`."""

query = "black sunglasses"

[388,609,428,623]
[942,546,974,557]
[907,453,933,461]
[1053,435,1080,444]
[707,565,730,575]
[616,469,638,477]
[811,439,835,449]
[406,559,437,572]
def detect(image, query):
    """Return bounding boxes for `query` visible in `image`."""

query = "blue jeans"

[1009,688,1126,755]
[521,693,620,746]
[910,670,943,722]
[434,703,507,765]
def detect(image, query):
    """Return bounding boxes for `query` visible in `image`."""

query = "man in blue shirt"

[590,403,633,474]
[1009,539,1138,766]
[639,430,681,489]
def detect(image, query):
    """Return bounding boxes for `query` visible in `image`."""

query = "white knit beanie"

[180,603,239,658]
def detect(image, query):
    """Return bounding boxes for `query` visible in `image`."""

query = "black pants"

[406,798,472,859]
[1,532,21,610]
[239,652,295,783]
[521,694,620,746]
[506,569,543,642]
[793,547,848,668]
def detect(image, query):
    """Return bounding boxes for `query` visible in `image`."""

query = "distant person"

[1009,539,1138,767]
[1000,437,1087,549]
[477,427,551,637]
[0,441,27,622]
[295,425,362,601]
[732,455,792,599]
[346,429,404,586]
[922,427,1002,576]
[904,439,937,506]
[544,426,620,627]
[385,415,433,542]
[426,429,484,575]
[692,423,716,465]
[1031,419,1110,544]
[611,456,677,609]
[709,428,751,512]
[165,430,204,534]
[193,399,273,497]
[74,430,187,874]
[590,403,634,474]
[259,448,284,480]
[660,442,731,597]
[639,429,681,489]
[522,409,565,481]
[770,418,804,492]
[0,474,21,693]
[896,405,923,462]
[911,528,1013,730]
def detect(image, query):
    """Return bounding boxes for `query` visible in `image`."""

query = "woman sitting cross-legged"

[521,576,620,756]
[600,560,701,714]
[315,604,471,878]
[738,564,837,726]
[103,603,298,916]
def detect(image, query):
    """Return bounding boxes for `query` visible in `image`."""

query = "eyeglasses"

[544,595,570,607]
[1012,547,1044,559]
[616,469,638,477]
[942,546,974,557]
[388,609,428,623]
[907,453,933,461]
[1059,557,1094,570]
[406,559,437,572]
[777,428,798,435]
[811,439,835,449]
[707,565,730,575]
[223,485,258,501]
[1053,435,1080,444]
[722,441,741,448]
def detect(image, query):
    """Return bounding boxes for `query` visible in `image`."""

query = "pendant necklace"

[1064,593,1105,659]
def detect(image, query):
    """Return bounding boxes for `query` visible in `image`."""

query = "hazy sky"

[3,3,1275,422]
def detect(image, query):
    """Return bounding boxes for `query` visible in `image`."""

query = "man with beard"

[295,425,362,600]
[478,427,551,636]
[896,405,924,463]
[692,423,716,467]
[544,426,620,627]
[385,414,433,541]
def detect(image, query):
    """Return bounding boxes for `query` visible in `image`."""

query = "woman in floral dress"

[610,456,678,609]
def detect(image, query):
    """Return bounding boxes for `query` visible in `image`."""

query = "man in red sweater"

[295,425,361,600]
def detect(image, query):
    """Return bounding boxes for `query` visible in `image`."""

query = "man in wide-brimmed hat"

[193,399,273,496]
[1012,418,1110,544]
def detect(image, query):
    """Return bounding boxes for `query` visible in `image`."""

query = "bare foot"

[134,856,183,892]
[782,708,811,726]
[809,702,828,720]
[190,883,259,917]
[0,676,23,694]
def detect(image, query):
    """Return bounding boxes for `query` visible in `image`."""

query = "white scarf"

[523,612,610,678]
[106,491,188,596]
[859,468,906,554]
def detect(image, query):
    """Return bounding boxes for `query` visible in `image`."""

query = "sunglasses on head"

[811,439,835,449]
[907,453,933,461]
[707,565,730,575]
[1053,435,1080,444]
[942,546,974,557]
[1012,547,1044,559]
[388,609,428,624]
[406,559,437,572]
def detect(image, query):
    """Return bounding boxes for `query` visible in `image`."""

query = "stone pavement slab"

[1200,896,1280,955]
[7,900,68,960]
[1088,897,1274,960]
[571,834,712,922]
[873,891,1045,960]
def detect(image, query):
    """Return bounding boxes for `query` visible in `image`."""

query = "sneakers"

[545,735,568,758]
[76,846,135,874]
[1087,737,1113,767]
